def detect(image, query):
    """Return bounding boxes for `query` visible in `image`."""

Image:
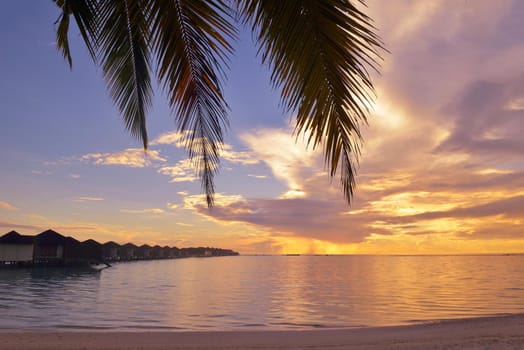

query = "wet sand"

[1,314,523,349]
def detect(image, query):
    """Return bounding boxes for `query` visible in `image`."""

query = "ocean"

[1,255,523,331]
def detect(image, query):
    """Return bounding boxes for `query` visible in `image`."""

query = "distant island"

[0,229,239,267]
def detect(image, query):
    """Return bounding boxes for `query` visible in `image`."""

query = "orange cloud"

[220,143,260,165]
[120,208,165,214]
[81,148,166,167]
[158,159,198,183]
[0,201,17,211]
[25,1,524,255]
[180,112,524,253]
[151,130,189,147]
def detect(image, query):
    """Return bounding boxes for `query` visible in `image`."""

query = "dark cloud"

[425,170,524,192]
[183,1,524,251]
[424,196,524,220]
[413,195,524,220]
[495,1,524,49]
[379,195,524,239]
[195,197,391,244]
[459,222,524,240]
[436,76,524,160]
[237,239,284,255]
[371,167,524,197]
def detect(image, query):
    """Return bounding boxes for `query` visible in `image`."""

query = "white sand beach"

[1,314,523,350]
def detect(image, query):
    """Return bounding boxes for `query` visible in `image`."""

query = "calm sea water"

[1,255,523,331]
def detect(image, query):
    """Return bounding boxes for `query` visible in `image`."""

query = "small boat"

[89,261,112,271]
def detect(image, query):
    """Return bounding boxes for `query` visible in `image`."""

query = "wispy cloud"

[151,130,189,147]
[0,220,98,236]
[0,221,41,231]
[0,201,18,211]
[80,148,166,168]
[158,159,198,183]
[152,130,260,165]
[73,197,104,202]
[504,97,524,111]
[183,193,246,211]
[31,170,53,175]
[248,174,268,179]
[221,144,260,165]
[167,202,179,210]
[120,208,165,214]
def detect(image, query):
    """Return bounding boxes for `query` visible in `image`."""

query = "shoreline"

[1,314,523,349]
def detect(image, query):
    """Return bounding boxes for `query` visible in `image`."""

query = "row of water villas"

[0,229,237,267]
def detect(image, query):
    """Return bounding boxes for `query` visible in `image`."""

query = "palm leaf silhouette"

[53,0,383,206]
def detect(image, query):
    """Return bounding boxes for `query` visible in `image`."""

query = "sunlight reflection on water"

[1,255,523,331]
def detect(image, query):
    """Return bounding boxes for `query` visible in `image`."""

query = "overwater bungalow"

[65,236,83,263]
[102,241,120,260]
[34,229,83,265]
[33,229,66,264]
[151,245,164,258]
[137,244,152,259]
[180,247,205,257]
[0,231,34,265]
[162,246,173,258]
[2,228,238,268]
[170,246,180,258]
[80,239,103,263]
[119,243,137,260]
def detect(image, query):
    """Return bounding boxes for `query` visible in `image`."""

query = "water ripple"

[1,256,524,331]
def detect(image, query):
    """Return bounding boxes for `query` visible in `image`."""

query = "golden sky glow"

[1,0,524,254]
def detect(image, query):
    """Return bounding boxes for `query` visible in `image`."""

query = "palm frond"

[239,0,384,203]
[53,0,98,67]
[97,0,153,148]
[60,0,384,207]
[55,1,73,68]
[149,0,235,206]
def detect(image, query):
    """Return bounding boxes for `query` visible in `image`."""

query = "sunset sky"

[1,0,523,254]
